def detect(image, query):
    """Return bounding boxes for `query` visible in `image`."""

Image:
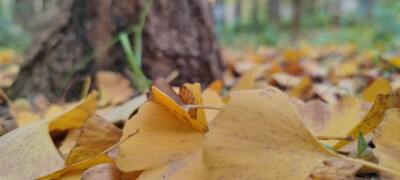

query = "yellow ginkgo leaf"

[361,78,392,102]
[373,109,400,178]
[203,87,336,179]
[333,93,397,150]
[66,115,122,165]
[230,65,266,91]
[388,57,400,69]
[292,96,371,146]
[96,71,134,106]
[207,80,223,94]
[179,83,208,129]
[201,88,224,123]
[289,76,313,99]
[97,94,147,123]
[203,88,399,179]
[0,121,65,180]
[0,92,100,180]
[81,163,121,180]
[117,101,203,174]
[59,128,81,159]
[37,153,115,180]
[139,150,209,180]
[151,86,207,134]
[49,91,98,132]
[337,60,359,77]
[38,129,138,180]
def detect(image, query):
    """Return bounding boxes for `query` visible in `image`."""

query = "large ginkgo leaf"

[203,87,336,179]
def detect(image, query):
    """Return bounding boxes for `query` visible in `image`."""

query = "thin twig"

[182,105,222,110]
[316,135,353,141]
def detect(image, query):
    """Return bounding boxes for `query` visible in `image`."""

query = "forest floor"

[1,43,400,179]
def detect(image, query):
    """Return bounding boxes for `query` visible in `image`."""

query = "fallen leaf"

[138,150,209,180]
[361,78,392,102]
[49,91,98,132]
[0,92,99,179]
[117,101,203,176]
[202,88,224,123]
[0,121,65,179]
[333,93,397,150]
[0,64,19,88]
[66,115,122,165]
[292,96,371,147]
[179,83,207,129]
[59,128,81,159]
[373,108,400,179]
[289,76,313,99]
[230,65,266,91]
[203,87,336,179]
[97,71,134,106]
[81,163,121,180]
[151,86,207,134]
[336,60,358,77]
[207,80,223,94]
[309,160,362,180]
[97,94,147,123]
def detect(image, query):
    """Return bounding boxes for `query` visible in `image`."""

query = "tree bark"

[12,0,223,100]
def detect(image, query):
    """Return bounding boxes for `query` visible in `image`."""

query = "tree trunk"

[252,0,259,30]
[234,0,242,32]
[291,0,302,40]
[268,0,280,28]
[12,0,223,100]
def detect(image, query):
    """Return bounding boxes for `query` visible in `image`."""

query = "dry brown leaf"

[97,71,134,106]
[59,128,82,159]
[66,115,122,165]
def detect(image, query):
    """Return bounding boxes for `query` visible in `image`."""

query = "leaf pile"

[1,44,400,179]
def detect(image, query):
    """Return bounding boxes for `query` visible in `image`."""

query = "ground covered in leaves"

[1,44,400,179]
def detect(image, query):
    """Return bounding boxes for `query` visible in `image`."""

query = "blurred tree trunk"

[268,0,280,28]
[234,0,242,32]
[303,0,315,15]
[12,0,223,100]
[291,0,302,40]
[252,0,259,29]
[358,0,374,18]
[332,0,341,26]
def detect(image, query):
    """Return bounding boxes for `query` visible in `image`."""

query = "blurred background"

[0,0,399,53]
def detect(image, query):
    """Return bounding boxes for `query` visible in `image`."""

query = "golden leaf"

[230,65,266,91]
[179,83,207,129]
[204,87,336,179]
[49,91,98,132]
[373,109,400,179]
[361,78,392,102]
[151,86,207,134]
[66,115,122,165]
[333,93,397,150]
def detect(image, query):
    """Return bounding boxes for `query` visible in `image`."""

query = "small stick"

[181,105,222,110]
[316,135,353,141]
